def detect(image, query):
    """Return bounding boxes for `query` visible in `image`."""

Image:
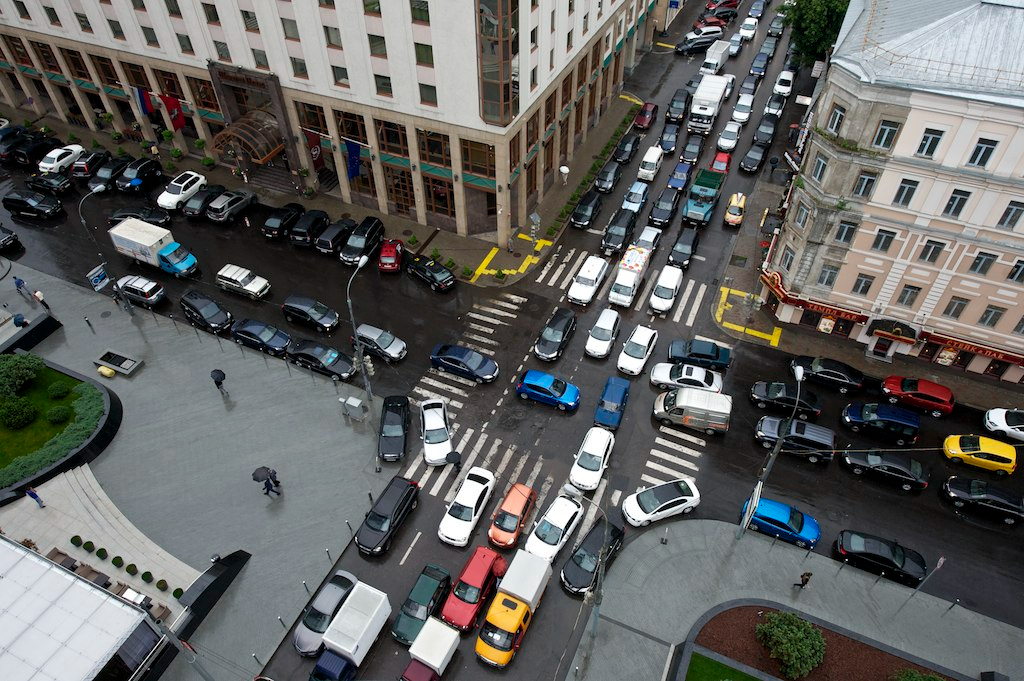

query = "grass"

[685,653,761,681]
[0,368,83,469]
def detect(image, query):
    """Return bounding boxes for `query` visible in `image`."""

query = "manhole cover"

[402,229,413,237]
[100,311,112,319]
[730,255,748,267]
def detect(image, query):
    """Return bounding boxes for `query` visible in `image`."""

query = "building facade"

[762,0,1024,383]
[0,0,656,246]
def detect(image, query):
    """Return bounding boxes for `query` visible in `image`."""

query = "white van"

[649,266,684,314]
[637,146,664,182]
[653,387,732,435]
[567,255,609,306]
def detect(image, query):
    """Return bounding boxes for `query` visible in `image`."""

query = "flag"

[304,129,325,171]
[346,140,362,180]
[158,94,186,130]
[135,87,154,116]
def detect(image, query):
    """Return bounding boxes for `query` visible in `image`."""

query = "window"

[461,140,496,177]
[872,120,900,149]
[252,49,269,69]
[531,27,538,47]
[241,10,259,31]
[76,12,93,31]
[131,0,146,9]
[165,0,182,17]
[893,179,918,207]
[871,230,896,252]
[919,240,943,263]
[324,26,343,48]
[978,305,1005,328]
[375,74,393,95]
[414,43,433,65]
[811,155,828,182]
[531,67,538,89]
[332,66,349,85]
[826,104,845,134]
[967,138,997,168]
[944,189,971,218]
[282,18,299,39]
[410,0,429,23]
[214,41,230,61]
[44,6,60,25]
[852,275,874,296]
[364,0,381,13]
[202,2,219,23]
[14,1,30,19]
[1008,260,1024,284]
[780,247,795,272]
[997,201,1024,230]
[583,12,589,32]
[109,20,125,39]
[419,83,437,105]
[291,57,308,78]
[817,265,839,288]
[1014,316,1024,336]
[141,26,159,46]
[942,297,969,319]
[896,285,921,307]
[567,29,574,49]
[177,33,194,54]
[969,252,997,275]
[852,172,876,198]
[794,203,810,229]
[320,0,335,5]
[369,35,387,56]
[917,128,943,158]
[836,221,857,244]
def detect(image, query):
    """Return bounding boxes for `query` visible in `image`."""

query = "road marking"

[653,437,703,458]
[463,342,495,356]
[473,303,519,319]
[586,227,603,235]
[649,449,700,472]
[503,451,529,492]
[559,251,589,291]
[694,333,731,348]
[686,283,706,327]
[413,387,466,409]
[500,292,528,304]
[657,425,706,444]
[534,245,561,282]
[524,457,545,489]
[441,432,489,500]
[464,332,499,346]
[582,479,609,530]
[693,255,706,261]
[533,474,556,518]
[468,322,496,334]
[399,532,421,566]
[427,368,479,386]
[641,473,667,486]
[492,444,518,485]
[673,280,695,323]
[634,271,659,311]
[644,460,696,482]
[545,247,576,286]
[421,376,470,397]
[428,428,475,496]
[610,489,622,507]
[467,312,509,327]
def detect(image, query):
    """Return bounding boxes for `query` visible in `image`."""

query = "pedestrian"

[25,487,45,508]
[211,369,228,397]
[33,290,50,312]
[13,276,27,295]
[269,469,281,487]
[262,478,280,496]
[794,571,812,589]
[559,165,570,185]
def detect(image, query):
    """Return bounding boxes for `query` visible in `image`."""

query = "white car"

[420,398,453,466]
[683,26,726,42]
[717,121,742,152]
[739,17,758,40]
[585,308,621,359]
[37,144,84,173]
[567,255,609,306]
[774,70,795,97]
[617,325,658,376]
[728,33,743,56]
[157,170,207,210]
[984,408,1024,442]
[649,266,684,314]
[621,478,701,527]
[634,225,662,252]
[764,93,786,117]
[437,467,495,547]
[649,363,724,392]
[732,94,755,124]
[722,74,736,100]
[524,493,583,562]
[569,427,615,491]
[215,264,271,299]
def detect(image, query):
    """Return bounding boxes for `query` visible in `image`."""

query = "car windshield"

[364,511,390,532]
[309,302,331,320]
[727,204,743,216]
[166,183,184,195]
[480,622,515,651]
[722,128,738,141]
[314,348,340,365]
[425,425,449,445]
[656,197,674,210]
[578,450,604,471]
[626,190,642,202]
[164,245,190,265]
[401,598,428,620]
[256,326,278,342]
[97,165,117,178]
[572,546,599,572]
[787,507,805,532]
[576,276,596,287]
[460,351,486,372]
[599,399,622,412]
[301,606,331,634]
[453,580,481,604]
[493,510,520,532]
[624,340,647,358]
[534,519,563,545]
[381,414,404,437]
[637,480,691,513]
[373,330,396,347]
[196,300,220,318]
[900,378,919,391]
[549,378,567,396]
[380,253,397,263]
[736,101,751,113]
[654,285,674,298]
[122,166,140,179]
[673,242,692,256]
[575,204,594,217]
[185,194,205,208]
[541,326,565,343]
[237,272,255,286]
[447,502,473,521]
[685,142,700,154]
[348,235,367,249]
[608,224,626,237]
[1004,410,1024,426]
[591,325,613,342]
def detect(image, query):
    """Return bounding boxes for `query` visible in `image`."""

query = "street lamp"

[78,185,134,316]
[78,184,105,230]
[346,255,380,472]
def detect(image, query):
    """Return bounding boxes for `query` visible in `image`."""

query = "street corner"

[714,285,782,347]
[468,235,553,284]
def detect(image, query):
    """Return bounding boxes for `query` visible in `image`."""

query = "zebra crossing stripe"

[559,251,589,291]
[427,368,480,387]
[686,283,706,327]
[657,425,706,445]
[694,331,730,348]
[581,479,609,531]
[673,280,695,324]
[649,448,700,472]
[468,322,496,334]
[467,311,508,326]
[413,386,466,408]
[644,459,696,482]
[501,450,530,494]
[533,474,556,521]
[641,473,667,486]
[523,457,545,489]
[491,444,519,487]
[653,437,703,458]
[464,332,499,346]
[609,489,622,508]
[462,342,496,356]
[534,248,560,283]
[434,429,485,498]
[544,247,576,286]
[472,303,518,319]
[500,292,528,304]
[421,376,470,397]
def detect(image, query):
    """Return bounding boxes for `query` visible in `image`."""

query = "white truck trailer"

[321,582,391,667]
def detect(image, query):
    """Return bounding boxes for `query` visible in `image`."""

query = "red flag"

[159,94,186,131]
[305,129,325,171]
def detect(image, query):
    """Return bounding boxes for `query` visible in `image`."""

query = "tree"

[756,611,826,679]
[0,354,46,397]
[783,0,851,63]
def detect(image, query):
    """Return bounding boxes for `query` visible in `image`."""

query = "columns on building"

[324,108,353,204]
[142,64,187,150]
[450,137,468,237]
[406,123,428,227]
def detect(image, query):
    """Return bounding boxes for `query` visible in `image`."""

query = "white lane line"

[533,474,556,519]
[500,292,529,304]
[421,376,470,397]
[524,457,545,489]
[412,387,465,409]
[559,251,589,291]
[694,332,731,348]
[545,247,576,286]
[586,227,603,235]
[503,452,529,492]
[641,473,668,486]
[649,449,700,472]
[418,459,439,487]
[692,255,706,261]
[686,283,707,327]
[492,445,518,486]
[468,322,496,334]
[534,246,561,282]
[634,271,659,311]
[465,332,500,345]
[403,456,423,479]
[654,437,704,458]
[657,425,707,445]
[478,438,505,470]
[609,489,622,507]
[582,479,608,530]
[673,279,695,324]
[463,342,496,356]
[399,531,421,566]
[645,460,696,482]
[467,311,508,326]
[473,303,519,319]
[427,368,480,387]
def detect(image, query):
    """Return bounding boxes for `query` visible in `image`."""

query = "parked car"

[534,307,577,361]
[764,92,787,117]
[353,323,407,362]
[157,171,208,210]
[115,158,163,192]
[683,25,726,41]
[881,376,955,417]
[675,34,719,55]
[943,435,1017,476]
[290,209,330,246]
[0,223,20,251]
[749,381,821,420]
[281,295,339,332]
[378,396,411,462]
[659,124,680,154]
[430,344,499,382]
[355,475,419,555]
[612,133,641,164]
[585,308,621,359]
[733,93,755,123]
[71,149,112,178]
[742,497,821,548]
[488,484,537,549]
[650,363,723,392]
[792,356,864,393]
[420,398,454,465]
[570,190,604,229]
[340,216,384,265]
[12,138,62,168]
[666,89,692,124]
[840,449,930,491]
[286,341,355,381]
[37,143,84,173]
[515,370,581,411]
[738,16,758,39]
[594,376,630,430]
[840,403,921,446]
[179,289,233,333]
[568,427,615,491]
[667,339,731,370]
[633,102,659,131]
[634,225,662,252]
[724,192,746,226]
[115,275,165,308]
[292,570,358,656]
[26,171,72,195]
[621,181,649,213]
[739,74,760,97]
[833,530,927,586]
[567,255,610,306]
[231,318,292,357]
[594,162,623,194]
[754,417,836,464]
[525,493,584,562]
[984,408,1024,442]
[182,184,226,219]
[748,0,766,17]
[261,202,304,238]
[768,15,786,36]
[2,190,62,219]
[774,70,795,97]
[207,189,256,223]
[649,264,682,314]
[407,255,456,291]
[749,52,769,77]
[717,121,742,152]
[617,325,658,376]
[621,478,700,527]
[710,151,731,174]
[440,546,508,631]
[942,476,1024,526]
[438,467,496,547]
[728,32,744,56]
[559,518,624,596]
[738,143,769,172]
[88,155,134,192]
[107,206,171,226]
[378,238,405,271]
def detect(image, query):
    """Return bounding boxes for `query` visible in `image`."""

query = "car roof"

[595,308,620,326]
[523,369,555,385]
[601,376,630,398]
[546,495,583,523]
[753,498,794,523]
[459,546,504,584]
[629,325,657,343]
[498,484,534,514]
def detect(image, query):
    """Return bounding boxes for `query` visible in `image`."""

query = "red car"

[439,546,508,631]
[633,102,659,131]
[706,0,739,9]
[711,151,731,174]
[378,238,404,272]
[693,15,730,30]
[881,376,955,417]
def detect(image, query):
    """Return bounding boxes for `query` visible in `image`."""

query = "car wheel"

[641,519,651,527]
[519,392,530,401]
[901,483,913,491]
[851,467,863,475]
[895,438,906,446]
[660,418,673,427]
[761,441,772,449]
[795,540,807,548]
[807,454,820,464]
[659,383,669,390]
[234,338,243,345]
[431,283,439,291]
[950,457,963,464]
[797,412,809,421]
[704,427,716,436]
[930,410,944,418]
[176,201,183,210]
[412,499,419,509]
[749,522,759,532]
[1004,516,1017,525]
[437,364,446,373]
[682,505,694,514]
[849,425,860,432]
[331,374,340,382]
[284,314,294,323]
[249,292,258,300]
[995,469,1008,476]
[888,396,899,404]
[953,500,965,508]
[839,386,849,394]
[755,401,767,409]
[475,377,484,384]
[557,403,567,411]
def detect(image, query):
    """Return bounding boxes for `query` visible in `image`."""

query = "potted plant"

[193,138,206,150]
[161,129,174,142]
[126,563,138,576]
[112,556,124,568]
[82,540,95,553]
[70,535,83,547]
[141,571,154,583]
[68,132,79,143]
[298,168,310,178]
[156,579,168,591]
[201,156,216,168]
[172,587,185,600]
[111,131,124,143]
[164,162,176,172]
[170,148,183,160]
[96,548,108,560]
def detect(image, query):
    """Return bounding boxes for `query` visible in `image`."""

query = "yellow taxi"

[943,434,1017,476]
[724,192,746,227]
[475,596,529,667]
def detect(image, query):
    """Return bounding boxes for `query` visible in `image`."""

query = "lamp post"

[78,185,134,316]
[346,255,380,472]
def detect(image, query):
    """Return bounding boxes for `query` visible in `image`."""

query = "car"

[622,478,700,527]
[292,570,358,656]
[764,92,787,118]
[488,484,537,548]
[430,344,499,382]
[567,255,610,306]
[391,564,451,645]
[732,94,755,125]
[593,161,622,193]
[586,308,621,359]
[666,89,692,123]
[675,34,718,55]
[667,339,731,370]
[728,32,744,56]
[37,143,84,173]
[515,370,581,411]
[438,467,496,547]
[739,143,769,172]
[440,546,508,631]
[407,255,456,291]
[569,427,616,491]
[667,162,693,191]
[559,517,625,596]
[261,202,304,238]
[2,190,62,219]
[742,498,821,549]
[340,216,384,265]
[749,0,766,17]
[617,325,658,376]
[633,102,659,131]
[182,184,226,219]
[768,15,786,36]
[621,181,649,213]
[88,156,133,192]
[525,492,584,562]
[693,15,730,30]
[723,192,746,226]
[984,408,1024,442]
[753,113,780,145]
[634,225,662,251]
[833,530,927,586]
[378,396,411,462]
[157,170,206,209]
[668,228,701,269]
[71,149,112,178]
[706,0,740,9]
[286,340,355,381]
[840,403,921,446]
[942,477,1024,526]
[754,417,837,464]
[354,475,419,555]
[612,133,641,164]
[0,131,36,164]
[681,134,705,164]
[659,124,680,154]
[378,238,405,271]
[534,307,577,361]
[179,289,233,333]
[739,16,758,39]
[601,208,638,255]
[717,121,742,152]
[10,137,62,168]
[115,275,165,308]
[699,6,739,23]
[880,376,955,417]
[760,35,780,60]
[231,318,291,357]
[115,158,163,192]
[722,74,736,99]
[684,75,703,97]
[943,435,1017,476]
[594,376,630,431]
[570,190,603,229]
[772,72,795,100]
[840,449,930,491]
[420,398,454,465]
[107,206,171,227]
[652,267,684,315]
[792,356,864,393]
[710,151,731,174]
[749,52,769,77]
[281,295,340,332]
[353,323,407,362]
[749,381,821,420]
[26,171,72,195]
[648,188,681,227]
[207,189,256,222]
[0,223,20,251]
[650,363,723,392]
[683,25,726,41]
[290,209,331,246]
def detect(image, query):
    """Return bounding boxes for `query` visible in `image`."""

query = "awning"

[211,109,284,164]
[867,318,918,344]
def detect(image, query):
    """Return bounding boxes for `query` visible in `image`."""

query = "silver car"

[354,323,408,362]
[116,275,165,308]
[207,190,257,223]
[292,569,358,656]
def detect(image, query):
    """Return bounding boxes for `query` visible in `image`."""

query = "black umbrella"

[210,369,226,383]
[252,466,272,482]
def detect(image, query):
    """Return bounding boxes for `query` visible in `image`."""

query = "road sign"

[87,264,111,292]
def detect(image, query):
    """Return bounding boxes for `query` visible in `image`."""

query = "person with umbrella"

[211,369,228,396]
[253,466,282,495]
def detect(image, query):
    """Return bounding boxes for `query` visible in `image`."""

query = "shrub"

[141,571,153,583]
[890,671,945,681]
[408,235,419,246]
[48,381,71,399]
[444,258,456,269]
[430,248,441,261]
[495,271,506,280]
[68,133,79,143]
[303,187,315,198]
[82,540,95,553]
[173,587,184,599]
[46,406,72,424]
[201,156,216,168]
[164,162,177,173]
[71,535,83,547]
[546,226,558,236]
[193,138,205,150]
[1,398,38,429]
[126,563,138,575]
[462,266,474,277]
[92,139,103,149]
[161,129,174,141]
[756,611,826,679]
[111,132,124,143]
[0,353,46,396]
[112,556,124,568]
[156,579,168,591]
[116,146,126,156]
[298,168,310,177]
[170,148,184,159]
[96,548,108,560]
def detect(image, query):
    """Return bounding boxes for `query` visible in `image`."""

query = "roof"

[831,0,1024,106]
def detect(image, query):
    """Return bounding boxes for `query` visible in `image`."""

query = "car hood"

[379,433,405,459]
[476,357,500,380]
[437,515,471,545]
[586,336,613,358]
[563,384,582,407]
[340,244,364,260]
[325,354,355,377]
[292,625,324,656]
[621,494,646,526]
[534,337,563,358]
[560,556,596,594]
[602,232,626,249]
[569,466,602,491]
[266,331,292,350]
[756,416,782,439]
[355,524,385,552]
[524,535,560,562]
[594,406,623,428]
[205,308,232,329]
[440,595,475,629]
[392,613,425,645]
[423,438,453,465]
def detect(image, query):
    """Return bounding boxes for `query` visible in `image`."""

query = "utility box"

[341,396,367,421]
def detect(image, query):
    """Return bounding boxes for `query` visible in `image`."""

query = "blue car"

[430,343,499,383]
[741,497,821,549]
[515,370,581,412]
[595,377,630,430]
[667,162,692,191]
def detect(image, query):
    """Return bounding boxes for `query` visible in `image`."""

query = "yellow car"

[724,192,746,227]
[943,435,1017,476]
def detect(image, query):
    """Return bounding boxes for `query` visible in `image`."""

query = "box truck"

[475,550,552,668]
[108,218,198,277]
[700,40,731,75]
[322,582,391,667]
[687,74,731,135]
[400,617,459,681]
[607,245,651,307]
[653,387,733,435]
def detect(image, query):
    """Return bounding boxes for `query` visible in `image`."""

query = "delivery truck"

[607,245,651,307]
[322,582,391,667]
[700,40,731,75]
[475,550,552,668]
[400,617,459,681]
[108,218,198,277]
[683,169,726,227]
[687,74,731,135]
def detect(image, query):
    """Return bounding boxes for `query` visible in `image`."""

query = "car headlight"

[371,545,384,554]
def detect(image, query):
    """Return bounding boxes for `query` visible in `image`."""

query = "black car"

[355,475,419,555]
[10,137,62,167]
[667,339,731,369]
[680,134,705,164]
[570,190,603,229]
[833,530,927,586]
[668,228,700,270]
[88,156,134,192]
[942,476,1024,525]
[792,356,864,393]
[108,206,172,227]
[612,133,641,164]
[339,216,384,265]
[659,124,680,154]
[593,161,622,194]
[0,130,36,163]
[0,125,26,144]
[698,6,739,22]
[182,184,227,218]
[281,295,340,333]
[2,190,62,219]
[230,318,292,357]
[753,113,780,146]
[768,15,786,37]
[739,74,760,97]
[559,518,624,596]
[72,150,112,178]
[648,187,681,227]
[760,35,779,60]
[749,52,769,77]
[262,202,305,238]
[0,223,20,250]
[840,450,930,492]
[286,340,355,381]
[291,209,331,246]
[407,255,456,291]
[739,143,769,173]
[26,172,72,195]
[749,381,822,420]
[533,307,577,361]
[179,289,234,333]
[665,89,692,123]
[116,158,163,192]
[601,208,637,256]
[684,76,703,97]
[675,35,717,55]
[378,396,412,462]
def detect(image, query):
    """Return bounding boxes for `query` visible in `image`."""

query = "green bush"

[156,579,168,591]
[71,535,83,547]
[173,587,184,599]
[92,139,103,149]
[126,563,138,575]
[495,271,506,280]
[164,162,177,173]
[111,132,124,143]
[408,235,419,246]
[116,146,126,156]
[0,354,46,397]
[546,226,558,236]
[201,156,216,168]
[83,541,94,552]
[756,611,826,679]
[170,148,184,159]
[193,138,206,150]
[444,258,456,269]
[68,133,79,143]
[890,671,945,681]
[462,266,474,277]
[1,398,38,429]
[161,129,174,141]
[96,548,108,560]
[141,571,153,583]
[46,406,72,424]
[112,556,124,568]
[430,248,441,260]
[48,381,71,399]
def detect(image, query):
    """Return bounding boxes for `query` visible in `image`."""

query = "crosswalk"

[639,426,707,487]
